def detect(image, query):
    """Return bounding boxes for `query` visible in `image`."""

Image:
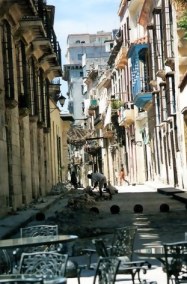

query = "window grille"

[160,82,168,122]
[2,21,14,100]
[16,41,29,109]
[28,57,38,116]
[165,73,176,117]
[147,25,156,81]
[162,0,174,60]
[38,69,44,125]
[153,8,165,72]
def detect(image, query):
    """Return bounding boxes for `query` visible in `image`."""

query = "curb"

[0,195,61,239]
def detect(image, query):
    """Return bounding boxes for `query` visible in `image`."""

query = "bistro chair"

[18,251,68,277]
[13,225,62,269]
[20,225,58,238]
[163,241,187,284]
[0,249,12,274]
[18,251,82,284]
[93,256,120,284]
[81,226,152,283]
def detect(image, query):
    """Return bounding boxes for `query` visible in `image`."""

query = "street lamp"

[58,94,66,107]
[50,94,66,113]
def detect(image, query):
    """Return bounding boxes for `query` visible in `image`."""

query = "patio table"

[135,245,165,264]
[0,274,67,284]
[0,235,78,250]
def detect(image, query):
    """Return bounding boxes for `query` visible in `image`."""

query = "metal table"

[0,274,67,283]
[135,245,165,264]
[0,235,78,250]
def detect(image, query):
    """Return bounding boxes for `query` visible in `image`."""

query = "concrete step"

[157,187,184,195]
[173,192,187,204]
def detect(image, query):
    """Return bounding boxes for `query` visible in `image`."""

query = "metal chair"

[20,225,58,238]
[163,241,187,284]
[13,225,62,269]
[82,226,152,284]
[0,249,12,274]
[93,256,120,284]
[18,251,68,278]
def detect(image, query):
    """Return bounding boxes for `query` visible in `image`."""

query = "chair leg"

[77,267,82,284]
[131,271,136,284]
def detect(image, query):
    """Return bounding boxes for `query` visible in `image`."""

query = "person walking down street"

[87,172,109,197]
[119,166,129,186]
[71,171,78,189]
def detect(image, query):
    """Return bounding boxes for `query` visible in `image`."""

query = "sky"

[47,0,120,111]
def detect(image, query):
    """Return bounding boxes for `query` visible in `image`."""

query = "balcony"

[103,130,115,139]
[89,99,98,110]
[132,75,152,109]
[94,114,103,129]
[111,100,123,110]
[134,92,152,109]
[84,142,101,156]
[49,79,61,96]
[99,70,111,88]
[115,46,128,69]
[14,16,45,44]
[118,107,134,127]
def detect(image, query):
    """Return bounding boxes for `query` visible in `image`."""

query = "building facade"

[0,0,67,217]
[64,0,187,190]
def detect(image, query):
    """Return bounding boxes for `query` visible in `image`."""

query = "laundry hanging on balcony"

[67,126,92,147]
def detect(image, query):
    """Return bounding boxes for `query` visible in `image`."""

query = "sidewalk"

[0,194,61,239]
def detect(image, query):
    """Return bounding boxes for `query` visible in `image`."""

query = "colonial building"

[64,0,187,190]
[0,0,67,216]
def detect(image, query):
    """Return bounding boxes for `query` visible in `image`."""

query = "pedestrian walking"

[119,166,129,186]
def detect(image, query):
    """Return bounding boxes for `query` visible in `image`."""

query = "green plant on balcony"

[111,100,123,110]
[178,16,187,29]
[178,11,187,38]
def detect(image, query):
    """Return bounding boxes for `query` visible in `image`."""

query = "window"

[160,82,167,122]
[38,69,45,125]
[154,92,161,126]
[162,0,174,59]
[2,21,15,100]
[147,25,156,81]
[28,57,38,116]
[153,8,164,72]
[77,54,83,60]
[165,73,176,116]
[16,40,29,108]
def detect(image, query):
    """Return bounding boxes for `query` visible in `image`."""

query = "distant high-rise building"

[63,31,113,121]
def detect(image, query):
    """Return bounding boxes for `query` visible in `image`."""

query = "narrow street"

[6,182,187,283]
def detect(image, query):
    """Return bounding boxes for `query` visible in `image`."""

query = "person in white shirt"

[87,172,109,197]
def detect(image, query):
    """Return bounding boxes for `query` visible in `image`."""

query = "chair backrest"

[20,225,58,238]
[0,249,11,274]
[92,239,109,257]
[93,256,120,284]
[111,226,137,260]
[163,241,187,284]
[18,251,68,277]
